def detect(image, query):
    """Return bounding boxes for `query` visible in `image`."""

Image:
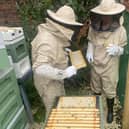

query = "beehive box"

[6,38,28,63]
[44,96,104,129]
[0,67,23,101]
[0,67,23,129]
[6,106,29,129]
[13,56,31,79]
[0,27,28,63]
[0,48,10,68]
[0,27,31,78]
[0,33,10,68]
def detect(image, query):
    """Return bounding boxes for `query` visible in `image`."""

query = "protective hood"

[42,18,74,45]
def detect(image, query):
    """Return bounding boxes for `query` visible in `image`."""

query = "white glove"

[86,42,94,63]
[106,44,124,56]
[35,64,77,80]
[65,48,72,53]
[64,66,77,78]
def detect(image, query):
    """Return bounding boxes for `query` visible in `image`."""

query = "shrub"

[16,0,98,42]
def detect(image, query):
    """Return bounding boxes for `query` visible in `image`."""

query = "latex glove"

[64,66,77,78]
[106,44,124,56]
[86,42,94,63]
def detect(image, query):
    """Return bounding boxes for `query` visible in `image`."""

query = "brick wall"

[123,0,129,12]
[0,0,21,26]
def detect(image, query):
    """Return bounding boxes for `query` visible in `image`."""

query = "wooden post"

[122,63,129,129]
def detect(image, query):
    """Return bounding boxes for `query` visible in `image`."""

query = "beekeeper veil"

[90,0,125,32]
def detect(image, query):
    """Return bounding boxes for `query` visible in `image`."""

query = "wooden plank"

[47,120,100,124]
[51,111,99,114]
[57,96,96,108]
[49,116,100,119]
[51,110,99,112]
[123,63,129,129]
[45,127,100,129]
[50,112,99,118]
[46,123,100,128]
[50,114,99,118]
[48,117,100,121]
[52,108,99,112]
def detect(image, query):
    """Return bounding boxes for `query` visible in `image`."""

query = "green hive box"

[0,34,10,69]
[0,67,23,129]
[6,38,28,63]
[0,27,28,63]
[0,48,10,68]
[0,27,31,79]
[7,106,29,129]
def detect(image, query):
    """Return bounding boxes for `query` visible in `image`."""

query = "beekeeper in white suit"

[86,0,127,123]
[31,5,83,119]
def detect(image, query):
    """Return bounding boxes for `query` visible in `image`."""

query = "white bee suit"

[31,18,76,118]
[87,25,127,98]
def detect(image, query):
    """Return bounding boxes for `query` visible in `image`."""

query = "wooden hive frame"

[69,50,87,70]
[44,96,104,129]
